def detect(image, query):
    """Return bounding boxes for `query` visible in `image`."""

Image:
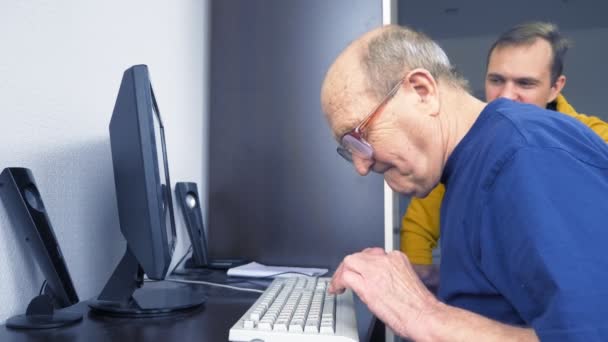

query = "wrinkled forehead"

[321,65,376,140]
[321,31,391,140]
[323,81,377,141]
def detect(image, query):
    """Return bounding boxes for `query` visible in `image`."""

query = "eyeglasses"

[337,79,402,164]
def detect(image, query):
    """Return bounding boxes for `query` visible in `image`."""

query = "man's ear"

[548,75,566,103]
[404,68,440,116]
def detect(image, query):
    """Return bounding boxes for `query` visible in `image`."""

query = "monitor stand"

[6,294,82,329]
[89,248,205,317]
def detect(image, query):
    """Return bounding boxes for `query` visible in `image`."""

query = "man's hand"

[329,248,439,339]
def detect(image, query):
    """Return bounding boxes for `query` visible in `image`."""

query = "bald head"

[321,27,385,140]
[321,25,467,140]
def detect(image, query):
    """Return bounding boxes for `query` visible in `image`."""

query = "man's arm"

[329,249,538,341]
[555,94,608,143]
[479,147,608,340]
[400,184,444,265]
[426,300,537,342]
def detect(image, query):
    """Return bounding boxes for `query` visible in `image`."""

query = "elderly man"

[322,25,608,341]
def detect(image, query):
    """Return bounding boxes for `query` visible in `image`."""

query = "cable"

[164,247,322,293]
[144,277,263,293]
[231,271,322,280]
[38,280,47,296]
[169,244,193,276]
[145,245,263,293]
[164,278,264,294]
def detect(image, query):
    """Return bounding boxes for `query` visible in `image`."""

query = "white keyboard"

[229,277,359,342]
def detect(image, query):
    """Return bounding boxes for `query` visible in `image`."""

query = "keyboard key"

[249,311,263,321]
[258,321,272,331]
[320,322,335,334]
[304,318,320,333]
[243,320,255,329]
[273,321,288,331]
[289,319,304,333]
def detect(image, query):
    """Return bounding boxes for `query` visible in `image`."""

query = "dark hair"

[487,21,571,84]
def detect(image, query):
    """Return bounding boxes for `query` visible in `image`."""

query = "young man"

[322,24,608,340]
[401,22,608,285]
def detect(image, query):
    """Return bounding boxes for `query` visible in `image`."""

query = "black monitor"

[0,167,82,329]
[89,65,205,317]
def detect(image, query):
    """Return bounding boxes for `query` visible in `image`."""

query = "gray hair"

[487,21,571,84]
[362,25,469,98]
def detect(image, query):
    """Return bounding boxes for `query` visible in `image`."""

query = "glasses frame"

[337,79,403,163]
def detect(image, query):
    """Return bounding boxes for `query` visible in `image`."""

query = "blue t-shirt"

[439,98,608,340]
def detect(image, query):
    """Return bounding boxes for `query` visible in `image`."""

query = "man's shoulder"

[488,98,601,150]
[487,98,556,130]
[480,99,549,142]
[472,99,608,190]
[474,99,532,162]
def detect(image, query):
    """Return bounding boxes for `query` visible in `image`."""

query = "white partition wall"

[383,0,400,256]
[382,2,399,341]
[0,0,207,323]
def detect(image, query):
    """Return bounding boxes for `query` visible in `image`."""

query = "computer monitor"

[89,64,205,317]
[0,167,82,329]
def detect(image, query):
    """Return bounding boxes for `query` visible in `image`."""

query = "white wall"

[438,27,608,120]
[0,0,208,323]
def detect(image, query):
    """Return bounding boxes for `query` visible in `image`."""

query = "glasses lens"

[337,146,353,162]
[341,134,373,159]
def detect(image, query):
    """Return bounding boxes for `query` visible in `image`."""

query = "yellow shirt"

[400,94,608,264]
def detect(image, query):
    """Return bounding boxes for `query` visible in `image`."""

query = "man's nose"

[352,155,374,176]
[498,83,518,101]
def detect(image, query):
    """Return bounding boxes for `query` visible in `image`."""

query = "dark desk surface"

[0,270,376,342]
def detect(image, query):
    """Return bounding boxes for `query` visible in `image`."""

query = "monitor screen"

[150,88,176,256]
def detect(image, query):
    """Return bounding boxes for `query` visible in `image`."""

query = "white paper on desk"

[226,261,328,278]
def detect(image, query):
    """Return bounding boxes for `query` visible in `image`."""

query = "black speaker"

[175,182,209,266]
[0,167,82,329]
[175,182,246,270]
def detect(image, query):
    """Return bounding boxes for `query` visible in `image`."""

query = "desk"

[0,271,377,341]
